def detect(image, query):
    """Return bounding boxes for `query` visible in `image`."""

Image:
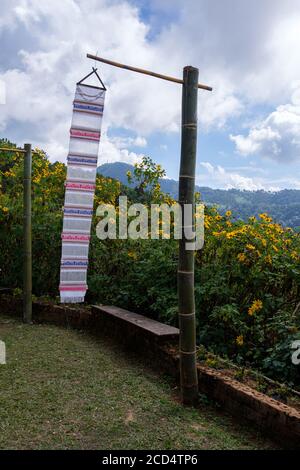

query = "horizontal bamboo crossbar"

[87,54,213,91]
[0,147,39,155]
[0,147,26,153]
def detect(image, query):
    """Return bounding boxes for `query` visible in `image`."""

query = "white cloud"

[0,0,300,177]
[198,162,280,191]
[155,0,300,105]
[109,135,147,149]
[0,0,155,162]
[99,133,143,166]
[230,86,300,161]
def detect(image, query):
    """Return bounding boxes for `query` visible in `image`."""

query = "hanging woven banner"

[59,69,106,303]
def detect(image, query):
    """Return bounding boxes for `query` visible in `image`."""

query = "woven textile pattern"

[59,83,105,303]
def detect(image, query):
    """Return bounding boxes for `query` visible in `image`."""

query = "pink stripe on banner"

[70,129,100,141]
[65,182,95,191]
[61,233,90,241]
[59,285,87,291]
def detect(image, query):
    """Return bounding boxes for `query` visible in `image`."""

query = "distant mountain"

[98,162,134,185]
[97,162,300,229]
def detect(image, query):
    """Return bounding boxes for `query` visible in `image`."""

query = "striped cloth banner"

[59,80,106,303]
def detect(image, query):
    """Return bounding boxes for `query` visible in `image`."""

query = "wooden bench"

[91,305,179,344]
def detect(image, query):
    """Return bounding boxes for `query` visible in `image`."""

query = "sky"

[0,0,300,191]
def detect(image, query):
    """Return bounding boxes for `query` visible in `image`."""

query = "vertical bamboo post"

[178,66,199,405]
[23,143,32,323]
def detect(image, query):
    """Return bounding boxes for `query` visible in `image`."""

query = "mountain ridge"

[97,162,300,229]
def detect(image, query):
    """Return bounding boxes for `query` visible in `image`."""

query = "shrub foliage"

[1,139,299,385]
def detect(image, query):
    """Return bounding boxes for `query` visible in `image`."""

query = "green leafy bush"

[1,140,299,386]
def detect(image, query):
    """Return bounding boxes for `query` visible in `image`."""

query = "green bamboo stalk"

[23,143,32,323]
[178,66,199,405]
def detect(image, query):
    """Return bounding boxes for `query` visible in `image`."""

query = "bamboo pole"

[23,143,32,323]
[178,66,199,405]
[87,54,213,91]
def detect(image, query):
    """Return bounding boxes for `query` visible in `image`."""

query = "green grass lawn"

[0,314,278,450]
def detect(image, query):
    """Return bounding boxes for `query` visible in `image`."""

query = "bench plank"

[92,305,179,341]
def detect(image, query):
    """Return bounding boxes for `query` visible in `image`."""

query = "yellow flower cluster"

[259,213,273,223]
[237,253,246,263]
[248,299,263,316]
[265,254,272,265]
[246,244,255,251]
[127,251,137,260]
[236,335,244,346]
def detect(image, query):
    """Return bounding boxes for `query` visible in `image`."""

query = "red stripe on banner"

[59,285,87,291]
[70,129,100,141]
[65,183,95,194]
[61,233,90,241]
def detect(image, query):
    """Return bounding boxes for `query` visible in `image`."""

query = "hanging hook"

[77,66,106,90]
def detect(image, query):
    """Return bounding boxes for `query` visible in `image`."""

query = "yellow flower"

[291,251,299,261]
[236,335,244,346]
[248,299,263,316]
[259,213,272,223]
[226,231,236,239]
[246,244,255,251]
[237,253,246,263]
[225,210,232,218]
[265,254,272,265]
[127,251,137,260]
[2,207,9,213]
